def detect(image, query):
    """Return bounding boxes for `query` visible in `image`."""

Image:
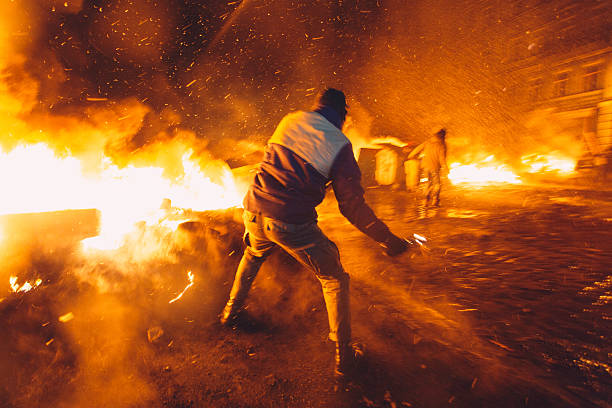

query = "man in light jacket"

[220,88,411,378]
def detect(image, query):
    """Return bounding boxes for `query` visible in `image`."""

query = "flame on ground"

[448,155,521,185]
[448,152,576,186]
[9,276,42,293]
[520,152,576,175]
[168,271,195,304]
[0,143,242,251]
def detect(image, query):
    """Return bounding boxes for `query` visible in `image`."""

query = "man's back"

[409,132,448,173]
[243,110,351,224]
[221,89,411,380]
[420,136,447,172]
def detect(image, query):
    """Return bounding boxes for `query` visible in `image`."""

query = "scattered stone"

[361,395,376,407]
[147,326,164,343]
[265,374,278,387]
[384,390,397,408]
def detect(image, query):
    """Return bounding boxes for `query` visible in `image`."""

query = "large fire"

[520,152,576,175]
[448,155,522,185]
[448,153,576,185]
[0,143,242,251]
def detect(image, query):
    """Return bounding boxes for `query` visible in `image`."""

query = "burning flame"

[413,233,427,243]
[168,270,194,304]
[9,276,42,293]
[58,312,74,323]
[448,155,521,185]
[0,143,242,250]
[520,152,575,175]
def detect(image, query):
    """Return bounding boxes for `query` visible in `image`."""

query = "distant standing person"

[408,128,448,207]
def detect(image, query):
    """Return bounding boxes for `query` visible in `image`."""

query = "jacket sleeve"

[441,144,449,172]
[330,144,394,243]
[407,142,425,160]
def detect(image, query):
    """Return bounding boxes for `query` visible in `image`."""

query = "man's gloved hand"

[381,234,410,257]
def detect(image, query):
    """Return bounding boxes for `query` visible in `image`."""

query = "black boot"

[334,342,364,378]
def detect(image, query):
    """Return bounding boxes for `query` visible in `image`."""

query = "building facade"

[499,0,612,167]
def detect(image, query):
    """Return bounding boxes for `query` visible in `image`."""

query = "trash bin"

[357,148,379,187]
[405,159,420,191]
[375,148,399,186]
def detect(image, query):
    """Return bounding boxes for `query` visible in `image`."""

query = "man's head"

[434,127,447,140]
[314,88,348,125]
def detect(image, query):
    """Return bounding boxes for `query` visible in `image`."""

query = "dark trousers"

[223,210,351,344]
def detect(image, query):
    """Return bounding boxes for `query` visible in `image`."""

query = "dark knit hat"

[315,88,348,112]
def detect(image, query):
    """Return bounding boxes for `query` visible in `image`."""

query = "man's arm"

[440,143,449,174]
[407,142,425,160]
[330,144,407,255]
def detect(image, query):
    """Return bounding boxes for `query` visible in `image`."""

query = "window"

[583,64,602,92]
[528,78,543,101]
[553,72,569,97]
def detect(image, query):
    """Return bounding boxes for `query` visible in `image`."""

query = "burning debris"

[58,312,74,323]
[168,270,195,304]
[9,276,42,293]
[448,155,522,185]
[521,152,576,175]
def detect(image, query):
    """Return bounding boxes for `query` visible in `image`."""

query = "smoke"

[59,292,157,408]
[523,108,586,159]
[3,0,588,173]
[0,205,247,407]
[0,0,237,178]
[344,102,375,158]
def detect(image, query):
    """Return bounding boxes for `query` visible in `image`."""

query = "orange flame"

[520,152,576,175]
[0,143,242,251]
[168,270,195,304]
[9,276,42,293]
[448,155,521,185]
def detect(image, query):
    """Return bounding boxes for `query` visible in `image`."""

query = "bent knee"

[244,247,270,262]
[316,266,349,284]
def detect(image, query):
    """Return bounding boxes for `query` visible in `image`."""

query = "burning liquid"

[448,155,521,185]
[0,143,241,250]
[447,153,576,185]
[521,152,575,175]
